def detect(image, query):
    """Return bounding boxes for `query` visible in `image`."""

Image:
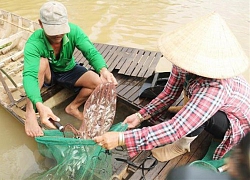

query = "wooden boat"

[0,8,164,124]
[0,9,212,180]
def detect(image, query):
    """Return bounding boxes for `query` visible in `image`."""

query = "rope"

[115,156,158,180]
[0,68,18,88]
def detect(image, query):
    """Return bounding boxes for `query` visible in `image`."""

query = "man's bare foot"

[65,105,84,120]
[25,113,44,137]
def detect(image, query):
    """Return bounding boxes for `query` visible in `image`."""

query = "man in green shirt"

[23,1,117,137]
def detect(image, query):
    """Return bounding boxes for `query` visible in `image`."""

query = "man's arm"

[73,24,107,73]
[23,42,43,109]
[72,24,117,84]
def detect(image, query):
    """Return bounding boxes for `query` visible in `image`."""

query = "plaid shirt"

[124,65,250,159]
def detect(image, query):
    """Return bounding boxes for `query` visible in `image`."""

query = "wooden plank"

[186,132,212,164]
[124,50,144,76]
[152,153,185,179]
[117,80,133,94]
[133,97,147,107]
[101,44,113,59]
[43,88,75,109]
[11,105,25,119]
[131,51,150,77]
[122,78,143,98]
[74,44,112,70]
[0,12,13,39]
[108,47,129,72]
[118,77,141,97]
[111,148,140,180]
[138,52,157,77]
[111,71,126,86]
[97,43,109,54]
[77,56,91,70]
[144,53,162,78]
[116,76,139,95]
[112,71,126,83]
[111,163,129,180]
[0,31,24,47]
[128,154,157,179]
[39,85,65,104]
[15,97,27,108]
[93,43,102,51]
[118,49,140,75]
[116,48,134,70]
[126,79,145,102]
[10,49,23,61]
[142,161,167,180]
[73,45,158,79]
[114,74,149,108]
[106,46,124,70]
[153,131,210,179]
[0,70,15,105]
[127,151,152,173]
[105,46,120,68]
[123,84,143,103]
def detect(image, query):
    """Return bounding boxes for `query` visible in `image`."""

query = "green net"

[31,122,127,180]
[189,140,231,173]
[27,83,128,179]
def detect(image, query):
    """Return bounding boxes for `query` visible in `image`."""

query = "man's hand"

[99,67,118,85]
[36,102,60,129]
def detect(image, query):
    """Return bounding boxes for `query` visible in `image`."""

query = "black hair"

[231,132,250,180]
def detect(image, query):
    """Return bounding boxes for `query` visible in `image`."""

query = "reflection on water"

[0,106,51,179]
[0,0,249,79]
[0,0,249,178]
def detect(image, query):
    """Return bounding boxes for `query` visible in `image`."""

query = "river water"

[0,0,249,179]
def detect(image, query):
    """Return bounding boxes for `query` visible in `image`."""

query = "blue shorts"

[44,64,88,93]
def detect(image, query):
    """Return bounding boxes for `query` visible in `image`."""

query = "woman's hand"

[123,113,141,129]
[99,67,118,85]
[94,132,120,149]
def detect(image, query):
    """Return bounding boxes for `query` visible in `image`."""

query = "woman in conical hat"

[95,13,250,162]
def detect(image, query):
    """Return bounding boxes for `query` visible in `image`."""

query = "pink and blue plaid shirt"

[124,65,250,159]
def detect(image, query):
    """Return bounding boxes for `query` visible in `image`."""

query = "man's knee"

[39,57,50,70]
[39,57,52,85]
[77,70,101,88]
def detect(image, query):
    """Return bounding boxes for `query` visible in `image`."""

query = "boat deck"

[74,42,162,109]
[74,43,212,180]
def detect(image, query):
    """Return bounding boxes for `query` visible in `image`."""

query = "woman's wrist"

[118,132,125,146]
[135,112,144,123]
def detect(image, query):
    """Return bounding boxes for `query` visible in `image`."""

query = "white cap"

[40,1,70,36]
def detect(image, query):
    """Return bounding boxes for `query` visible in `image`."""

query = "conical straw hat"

[158,13,249,78]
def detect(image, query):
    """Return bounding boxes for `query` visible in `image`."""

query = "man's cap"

[158,13,249,79]
[40,1,70,36]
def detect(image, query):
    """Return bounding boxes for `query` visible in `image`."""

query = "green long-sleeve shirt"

[23,23,107,107]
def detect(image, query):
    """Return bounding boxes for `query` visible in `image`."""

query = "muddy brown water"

[0,0,249,179]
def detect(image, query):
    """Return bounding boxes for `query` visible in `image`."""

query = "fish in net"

[28,82,127,180]
[61,82,117,139]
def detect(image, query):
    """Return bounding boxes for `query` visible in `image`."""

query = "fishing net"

[31,83,128,180]
[189,140,231,173]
